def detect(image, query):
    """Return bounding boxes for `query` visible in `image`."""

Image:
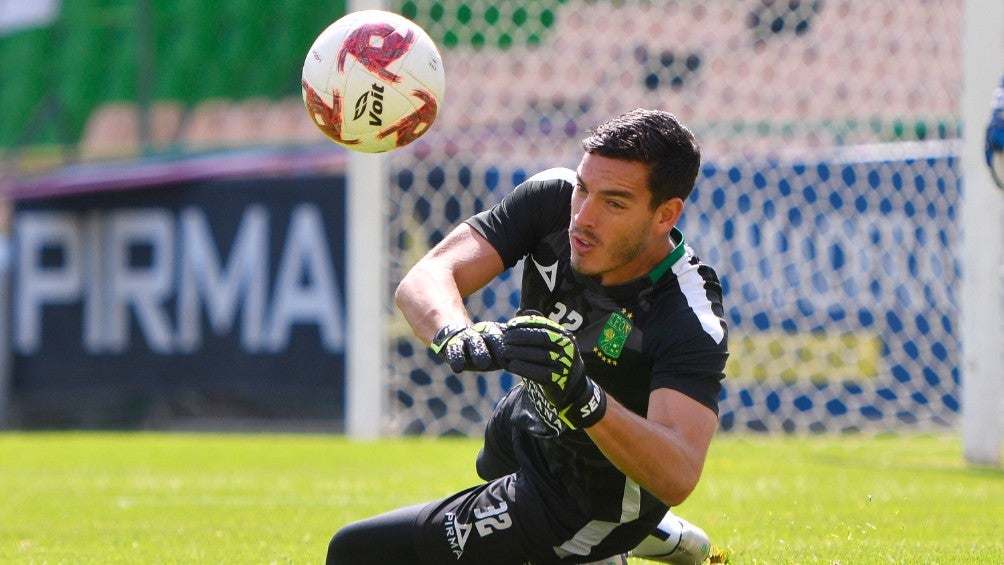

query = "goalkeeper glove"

[502,312,607,429]
[429,321,505,373]
[986,75,1004,190]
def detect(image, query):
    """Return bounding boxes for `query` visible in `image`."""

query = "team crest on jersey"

[596,310,633,365]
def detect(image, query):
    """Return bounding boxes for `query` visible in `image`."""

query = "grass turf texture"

[1,433,1001,564]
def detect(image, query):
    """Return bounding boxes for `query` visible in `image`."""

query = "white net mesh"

[385,0,964,435]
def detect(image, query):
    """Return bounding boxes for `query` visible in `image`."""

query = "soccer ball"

[301,10,445,153]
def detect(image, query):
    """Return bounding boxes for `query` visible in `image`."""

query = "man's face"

[569,153,679,285]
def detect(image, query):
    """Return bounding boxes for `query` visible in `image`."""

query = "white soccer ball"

[301,10,445,153]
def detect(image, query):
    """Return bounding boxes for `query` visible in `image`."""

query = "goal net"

[382,0,971,436]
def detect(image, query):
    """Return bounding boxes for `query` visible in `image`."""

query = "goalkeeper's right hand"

[501,312,607,430]
[429,321,505,373]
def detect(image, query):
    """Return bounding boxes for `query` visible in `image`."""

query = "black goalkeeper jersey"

[466,167,728,532]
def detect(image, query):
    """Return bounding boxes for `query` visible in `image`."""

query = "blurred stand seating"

[80,97,325,159]
[74,2,959,162]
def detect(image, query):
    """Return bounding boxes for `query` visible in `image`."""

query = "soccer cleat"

[630,511,711,564]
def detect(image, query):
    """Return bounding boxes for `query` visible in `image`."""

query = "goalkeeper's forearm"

[395,261,471,345]
[585,393,717,508]
[395,224,506,343]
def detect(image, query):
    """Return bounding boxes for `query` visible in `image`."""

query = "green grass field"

[1,432,1001,564]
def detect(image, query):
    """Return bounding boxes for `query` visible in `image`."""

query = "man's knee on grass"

[326,504,426,564]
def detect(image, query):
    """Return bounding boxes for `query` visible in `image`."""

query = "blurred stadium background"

[0,1,1000,463]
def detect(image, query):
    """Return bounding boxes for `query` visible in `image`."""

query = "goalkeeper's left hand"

[501,312,607,429]
[985,75,1004,190]
[430,321,505,373]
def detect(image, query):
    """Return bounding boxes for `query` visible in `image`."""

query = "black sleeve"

[465,168,575,269]
[646,276,729,415]
[649,332,728,415]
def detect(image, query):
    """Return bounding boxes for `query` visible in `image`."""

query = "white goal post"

[346,149,389,439]
[960,0,1004,467]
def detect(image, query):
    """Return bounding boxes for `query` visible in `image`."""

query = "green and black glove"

[430,321,505,373]
[502,312,607,429]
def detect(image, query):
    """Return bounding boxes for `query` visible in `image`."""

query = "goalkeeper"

[327,109,728,564]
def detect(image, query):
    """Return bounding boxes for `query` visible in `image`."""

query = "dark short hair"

[581,108,701,208]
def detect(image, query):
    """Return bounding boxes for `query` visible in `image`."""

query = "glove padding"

[430,321,505,373]
[502,312,606,429]
[986,76,1004,190]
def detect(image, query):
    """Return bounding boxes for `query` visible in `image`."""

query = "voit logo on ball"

[352,83,386,126]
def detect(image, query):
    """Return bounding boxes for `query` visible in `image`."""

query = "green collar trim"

[648,227,686,283]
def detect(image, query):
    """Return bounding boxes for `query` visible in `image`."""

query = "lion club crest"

[596,310,633,365]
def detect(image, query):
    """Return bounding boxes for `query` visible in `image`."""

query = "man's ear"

[654,197,684,235]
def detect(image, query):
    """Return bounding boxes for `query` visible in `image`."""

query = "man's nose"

[572,195,597,229]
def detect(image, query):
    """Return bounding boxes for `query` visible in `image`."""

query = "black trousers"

[326,388,652,564]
